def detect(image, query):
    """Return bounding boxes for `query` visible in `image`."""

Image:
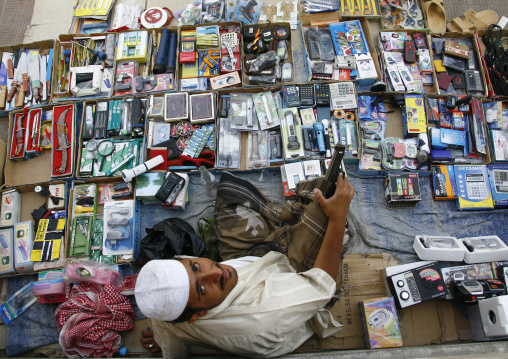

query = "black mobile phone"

[155,172,185,205]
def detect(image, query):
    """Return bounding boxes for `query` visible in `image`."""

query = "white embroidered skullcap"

[135,259,190,321]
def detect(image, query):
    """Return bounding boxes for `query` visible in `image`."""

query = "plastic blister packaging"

[64,259,120,286]
[248,75,276,85]
[72,183,96,219]
[360,120,386,141]
[103,200,134,256]
[217,118,241,169]
[246,131,269,169]
[246,51,278,73]
[229,93,259,130]
[252,91,280,130]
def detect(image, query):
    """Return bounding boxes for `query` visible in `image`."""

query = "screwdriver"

[72,41,107,65]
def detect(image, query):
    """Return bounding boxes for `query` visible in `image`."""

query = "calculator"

[299,85,315,106]
[282,86,301,107]
[465,173,488,199]
[329,82,357,110]
[315,84,330,106]
[493,170,508,193]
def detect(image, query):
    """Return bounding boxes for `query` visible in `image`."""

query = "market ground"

[0,0,508,358]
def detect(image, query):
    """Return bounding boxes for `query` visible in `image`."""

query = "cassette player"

[384,261,446,308]
[453,279,506,303]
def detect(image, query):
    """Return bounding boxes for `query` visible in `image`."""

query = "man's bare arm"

[312,174,354,278]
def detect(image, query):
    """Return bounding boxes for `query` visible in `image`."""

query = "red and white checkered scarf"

[54,282,135,358]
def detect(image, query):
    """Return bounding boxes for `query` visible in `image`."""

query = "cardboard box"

[378,30,439,94]
[216,87,284,171]
[358,92,432,177]
[53,33,117,101]
[431,33,488,97]
[1,182,67,274]
[476,29,508,99]
[0,40,55,110]
[300,16,382,85]
[67,179,140,265]
[321,253,453,350]
[179,22,242,91]
[4,104,74,186]
[76,98,147,180]
[243,22,294,87]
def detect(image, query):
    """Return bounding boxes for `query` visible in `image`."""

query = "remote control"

[315,84,330,106]
[282,86,301,107]
[299,85,315,106]
[306,27,321,60]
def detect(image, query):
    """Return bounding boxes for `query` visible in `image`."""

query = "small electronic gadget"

[453,279,506,303]
[329,82,357,110]
[282,86,301,107]
[315,84,330,106]
[335,55,356,70]
[404,38,416,63]
[318,29,335,62]
[384,261,446,308]
[497,265,508,286]
[155,172,185,206]
[305,27,321,60]
[285,111,300,150]
[493,170,508,193]
[94,101,109,139]
[299,85,315,107]
[83,105,95,140]
[465,70,484,92]
[465,173,489,199]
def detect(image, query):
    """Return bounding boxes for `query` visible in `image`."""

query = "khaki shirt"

[152,252,343,358]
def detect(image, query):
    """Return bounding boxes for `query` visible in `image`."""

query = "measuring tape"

[140,7,174,28]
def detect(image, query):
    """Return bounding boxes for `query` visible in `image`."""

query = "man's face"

[184,258,238,312]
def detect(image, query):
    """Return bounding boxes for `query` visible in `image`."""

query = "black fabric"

[135,218,207,267]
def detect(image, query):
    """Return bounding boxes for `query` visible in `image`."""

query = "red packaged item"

[113,61,138,97]
[25,108,43,156]
[51,104,74,177]
[9,110,28,160]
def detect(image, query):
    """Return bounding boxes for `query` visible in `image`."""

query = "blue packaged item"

[440,128,466,148]
[487,164,508,208]
[358,96,372,120]
[234,0,263,24]
[376,100,387,121]
[454,165,494,210]
[430,128,447,149]
[329,20,368,57]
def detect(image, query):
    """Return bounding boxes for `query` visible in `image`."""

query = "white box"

[479,296,508,337]
[14,221,33,274]
[1,190,21,227]
[282,162,305,190]
[413,235,466,262]
[48,184,66,210]
[461,236,508,264]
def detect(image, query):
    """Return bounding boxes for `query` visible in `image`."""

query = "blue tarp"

[6,165,508,356]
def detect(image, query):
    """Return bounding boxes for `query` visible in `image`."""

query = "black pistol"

[320,143,346,199]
